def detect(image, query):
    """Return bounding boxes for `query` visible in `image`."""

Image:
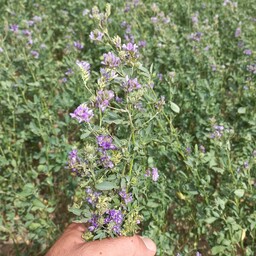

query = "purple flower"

[152,168,159,181]
[210,125,225,139]
[204,46,210,51]
[105,209,123,234]
[125,25,132,34]
[223,0,230,6]
[68,149,79,173]
[9,24,19,32]
[124,33,135,44]
[89,30,104,41]
[134,102,143,110]
[199,145,206,153]
[115,96,123,103]
[61,77,68,83]
[124,4,131,12]
[211,65,217,71]
[122,42,138,53]
[186,147,192,154]
[145,167,159,182]
[121,21,127,27]
[0,47,3,53]
[88,214,99,232]
[155,96,165,109]
[74,41,84,50]
[100,154,114,169]
[151,17,158,23]
[138,40,146,48]
[96,135,117,150]
[145,169,151,177]
[188,32,203,42]
[247,64,256,74]
[243,49,252,55]
[101,52,121,68]
[106,209,123,223]
[119,189,133,204]
[235,27,241,38]
[76,60,90,75]
[157,73,163,81]
[30,50,39,59]
[70,103,94,123]
[65,68,73,76]
[100,68,116,81]
[244,161,249,169]
[95,90,114,112]
[192,13,199,24]
[86,188,101,206]
[196,252,202,256]
[26,20,34,26]
[33,16,42,23]
[27,38,33,45]
[122,76,141,92]
[22,30,32,36]
[163,17,170,24]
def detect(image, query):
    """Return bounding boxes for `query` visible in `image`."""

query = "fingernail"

[140,237,156,252]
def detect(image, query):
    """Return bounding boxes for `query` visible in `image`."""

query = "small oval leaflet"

[95,181,118,191]
[170,102,180,113]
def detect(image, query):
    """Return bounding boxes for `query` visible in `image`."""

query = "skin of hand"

[45,223,156,256]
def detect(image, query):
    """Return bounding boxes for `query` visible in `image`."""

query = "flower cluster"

[88,209,124,235]
[96,135,117,169]
[100,68,117,81]
[86,188,101,206]
[74,41,84,50]
[188,32,203,42]
[247,64,256,74]
[210,125,225,139]
[101,52,121,68]
[145,167,159,182]
[122,76,141,92]
[68,149,79,174]
[70,103,94,123]
[76,60,90,75]
[95,90,115,111]
[96,135,117,150]
[119,189,133,205]
[89,30,104,42]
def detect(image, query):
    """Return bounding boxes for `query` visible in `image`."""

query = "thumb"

[81,235,156,256]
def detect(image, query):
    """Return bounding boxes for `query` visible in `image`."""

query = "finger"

[79,235,156,256]
[45,223,87,256]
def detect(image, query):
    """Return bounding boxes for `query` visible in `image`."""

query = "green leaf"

[29,223,41,231]
[69,207,82,216]
[212,167,224,174]
[147,201,159,208]
[238,107,246,114]
[95,181,117,191]
[32,199,45,209]
[170,102,180,113]
[81,130,91,139]
[212,246,227,255]
[138,65,150,74]
[18,183,35,197]
[103,111,125,125]
[234,189,245,198]
[205,217,217,224]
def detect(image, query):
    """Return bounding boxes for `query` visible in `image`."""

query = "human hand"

[45,223,156,256]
